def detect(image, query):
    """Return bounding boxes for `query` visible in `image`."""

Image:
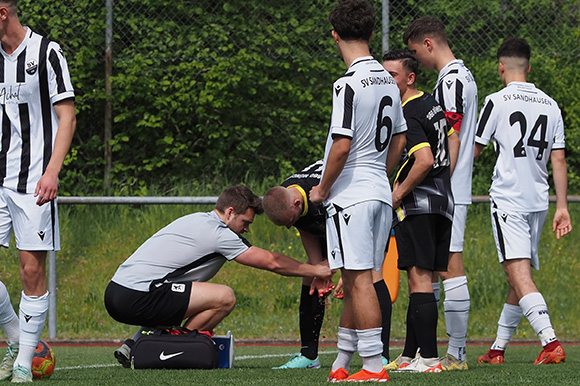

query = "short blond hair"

[262,186,294,226]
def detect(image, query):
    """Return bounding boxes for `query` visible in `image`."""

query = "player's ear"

[423,37,433,52]
[526,64,531,75]
[408,71,416,86]
[331,30,340,44]
[0,6,8,21]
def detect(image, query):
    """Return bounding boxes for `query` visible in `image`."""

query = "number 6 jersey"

[475,81,565,212]
[323,56,407,208]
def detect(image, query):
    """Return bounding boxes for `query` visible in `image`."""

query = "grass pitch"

[47,343,578,385]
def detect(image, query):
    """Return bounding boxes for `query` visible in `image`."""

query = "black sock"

[299,285,325,360]
[374,279,392,360]
[409,292,438,359]
[402,300,419,358]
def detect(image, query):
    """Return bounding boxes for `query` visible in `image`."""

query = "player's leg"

[5,189,56,381]
[14,250,49,382]
[297,238,328,366]
[438,204,470,368]
[478,287,522,364]
[329,201,388,382]
[372,269,392,364]
[340,268,386,380]
[273,275,323,369]
[0,281,19,380]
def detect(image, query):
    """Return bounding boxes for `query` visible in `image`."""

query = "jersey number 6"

[375,96,394,152]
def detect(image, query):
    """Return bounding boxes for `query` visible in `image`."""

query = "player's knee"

[220,286,236,313]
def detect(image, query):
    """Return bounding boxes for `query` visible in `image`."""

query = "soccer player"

[403,16,477,370]
[263,160,394,369]
[309,0,406,382]
[382,49,456,373]
[105,185,333,368]
[0,1,77,382]
[474,37,571,365]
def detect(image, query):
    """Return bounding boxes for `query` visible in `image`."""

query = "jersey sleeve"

[329,78,355,139]
[392,94,408,136]
[475,96,496,146]
[403,110,429,156]
[552,110,565,150]
[217,228,251,261]
[47,42,75,104]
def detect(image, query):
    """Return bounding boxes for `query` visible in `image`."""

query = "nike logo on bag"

[159,351,184,361]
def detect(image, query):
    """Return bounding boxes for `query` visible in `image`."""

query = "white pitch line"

[55,350,339,371]
[235,350,337,360]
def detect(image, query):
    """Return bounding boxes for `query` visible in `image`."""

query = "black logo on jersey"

[331,250,336,259]
[445,80,453,89]
[38,231,45,240]
[334,84,343,96]
[26,60,38,75]
[24,314,32,323]
[500,213,508,222]
[343,213,351,225]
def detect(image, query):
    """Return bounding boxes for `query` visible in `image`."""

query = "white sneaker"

[395,356,443,373]
[0,344,18,381]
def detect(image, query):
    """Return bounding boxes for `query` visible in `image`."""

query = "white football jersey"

[475,81,565,212]
[323,56,407,208]
[433,59,478,205]
[0,28,74,193]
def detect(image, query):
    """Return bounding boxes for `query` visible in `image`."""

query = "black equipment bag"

[131,327,219,369]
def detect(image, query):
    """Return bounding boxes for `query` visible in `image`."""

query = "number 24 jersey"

[475,81,565,212]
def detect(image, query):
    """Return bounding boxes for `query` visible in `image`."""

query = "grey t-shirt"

[111,211,250,292]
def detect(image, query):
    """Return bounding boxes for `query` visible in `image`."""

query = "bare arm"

[300,230,334,296]
[234,246,332,280]
[386,133,406,176]
[473,143,485,160]
[392,146,433,209]
[310,136,351,203]
[35,100,76,205]
[447,130,460,177]
[551,149,572,239]
[300,231,324,265]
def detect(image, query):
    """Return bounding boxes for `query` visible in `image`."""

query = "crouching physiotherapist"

[104,185,333,367]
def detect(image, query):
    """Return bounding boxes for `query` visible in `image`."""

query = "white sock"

[432,282,441,307]
[443,276,470,360]
[519,292,557,347]
[357,328,383,373]
[491,303,522,351]
[333,327,357,372]
[0,282,19,344]
[15,291,49,370]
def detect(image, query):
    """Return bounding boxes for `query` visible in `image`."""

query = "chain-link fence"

[26,1,579,63]
[18,1,580,193]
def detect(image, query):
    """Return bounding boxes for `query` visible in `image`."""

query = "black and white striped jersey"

[323,56,407,208]
[0,28,74,193]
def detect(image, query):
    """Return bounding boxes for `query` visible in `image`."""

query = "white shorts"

[449,204,468,253]
[0,187,60,251]
[325,200,390,271]
[490,203,547,270]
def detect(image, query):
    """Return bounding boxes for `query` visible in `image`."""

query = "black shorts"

[104,281,191,327]
[394,214,451,272]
